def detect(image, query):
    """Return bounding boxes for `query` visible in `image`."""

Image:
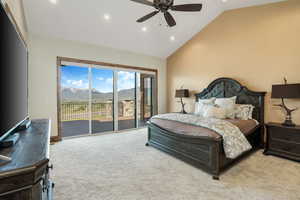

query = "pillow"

[215,96,237,119]
[235,104,255,120]
[194,98,216,116]
[203,105,226,119]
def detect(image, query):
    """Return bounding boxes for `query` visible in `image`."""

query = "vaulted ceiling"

[23,0,284,58]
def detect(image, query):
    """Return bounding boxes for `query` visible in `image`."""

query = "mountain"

[62,87,135,102]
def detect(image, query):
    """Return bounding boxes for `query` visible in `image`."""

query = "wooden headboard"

[195,78,266,124]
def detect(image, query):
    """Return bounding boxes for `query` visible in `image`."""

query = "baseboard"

[50,136,61,143]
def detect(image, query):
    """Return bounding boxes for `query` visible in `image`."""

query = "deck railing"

[61,102,113,121]
[61,101,150,122]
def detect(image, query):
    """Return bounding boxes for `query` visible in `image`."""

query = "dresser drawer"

[269,126,300,143]
[269,139,300,156]
[0,188,31,200]
[0,172,33,194]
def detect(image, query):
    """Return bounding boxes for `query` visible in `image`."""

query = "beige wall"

[2,0,27,41]
[167,0,300,124]
[28,35,167,136]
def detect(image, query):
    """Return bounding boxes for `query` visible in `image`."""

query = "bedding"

[151,113,253,159]
[194,97,216,116]
[150,118,259,139]
[235,104,255,120]
[202,105,227,119]
[215,96,237,119]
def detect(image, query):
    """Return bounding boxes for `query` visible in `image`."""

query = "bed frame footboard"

[146,122,263,180]
[147,122,222,179]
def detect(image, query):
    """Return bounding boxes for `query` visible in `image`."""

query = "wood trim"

[56,56,159,140]
[2,1,27,48]
[50,136,61,143]
[57,57,158,73]
[56,58,63,141]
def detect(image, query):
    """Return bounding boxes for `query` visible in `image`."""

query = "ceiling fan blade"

[130,0,154,7]
[171,4,202,12]
[164,12,176,27]
[137,11,159,22]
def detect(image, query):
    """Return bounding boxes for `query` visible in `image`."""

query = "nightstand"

[264,123,300,162]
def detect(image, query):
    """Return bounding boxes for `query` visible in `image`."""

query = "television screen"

[0,3,28,140]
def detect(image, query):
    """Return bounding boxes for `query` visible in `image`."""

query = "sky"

[61,66,136,93]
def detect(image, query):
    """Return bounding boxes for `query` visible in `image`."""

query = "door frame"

[54,56,158,142]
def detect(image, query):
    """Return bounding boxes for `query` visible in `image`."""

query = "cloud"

[118,71,135,81]
[117,72,135,91]
[93,78,113,93]
[66,79,87,88]
[106,78,113,85]
[97,77,104,81]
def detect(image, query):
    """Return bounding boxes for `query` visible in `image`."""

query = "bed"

[146,78,266,180]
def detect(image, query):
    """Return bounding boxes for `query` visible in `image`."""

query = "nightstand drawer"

[269,139,300,156]
[269,126,300,143]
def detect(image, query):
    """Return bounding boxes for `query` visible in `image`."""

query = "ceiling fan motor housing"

[154,0,174,12]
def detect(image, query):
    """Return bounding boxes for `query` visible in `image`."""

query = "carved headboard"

[195,78,266,124]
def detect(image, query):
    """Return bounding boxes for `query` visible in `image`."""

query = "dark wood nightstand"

[264,123,300,162]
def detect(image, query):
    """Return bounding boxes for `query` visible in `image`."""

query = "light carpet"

[51,128,300,200]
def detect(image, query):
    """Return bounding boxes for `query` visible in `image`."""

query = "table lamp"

[272,81,300,127]
[175,89,189,114]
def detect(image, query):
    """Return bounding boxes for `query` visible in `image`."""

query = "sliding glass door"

[59,64,157,138]
[60,65,90,137]
[91,68,114,133]
[117,71,136,130]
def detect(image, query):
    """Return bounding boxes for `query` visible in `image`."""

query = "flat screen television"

[0,2,28,142]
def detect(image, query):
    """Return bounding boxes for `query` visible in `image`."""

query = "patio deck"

[61,119,148,137]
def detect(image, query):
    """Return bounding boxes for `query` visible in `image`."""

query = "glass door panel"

[136,73,141,128]
[139,74,156,127]
[60,65,90,137]
[117,71,136,130]
[144,77,152,119]
[91,68,114,134]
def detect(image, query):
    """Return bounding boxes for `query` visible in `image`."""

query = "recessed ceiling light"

[104,14,111,21]
[222,0,227,2]
[49,0,57,4]
[170,36,175,41]
[142,27,148,32]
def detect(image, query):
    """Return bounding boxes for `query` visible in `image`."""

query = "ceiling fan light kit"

[131,0,202,27]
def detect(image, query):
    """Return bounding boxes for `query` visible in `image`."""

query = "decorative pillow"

[194,98,216,116]
[215,96,237,119]
[235,104,255,120]
[203,105,227,119]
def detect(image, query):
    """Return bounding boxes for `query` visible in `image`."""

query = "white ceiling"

[23,0,284,58]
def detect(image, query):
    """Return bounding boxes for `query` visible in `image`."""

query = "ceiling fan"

[130,0,202,27]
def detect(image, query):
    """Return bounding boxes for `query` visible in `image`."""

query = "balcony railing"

[61,101,151,122]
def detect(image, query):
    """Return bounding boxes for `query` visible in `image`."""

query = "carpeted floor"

[51,128,300,200]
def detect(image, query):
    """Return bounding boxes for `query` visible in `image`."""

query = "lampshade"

[271,84,300,99]
[175,89,189,98]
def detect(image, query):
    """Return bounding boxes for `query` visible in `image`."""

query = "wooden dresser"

[0,119,53,200]
[264,123,300,162]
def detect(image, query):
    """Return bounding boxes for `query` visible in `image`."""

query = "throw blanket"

[151,113,252,159]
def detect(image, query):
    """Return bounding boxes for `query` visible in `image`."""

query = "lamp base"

[282,119,296,127]
[180,110,187,114]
